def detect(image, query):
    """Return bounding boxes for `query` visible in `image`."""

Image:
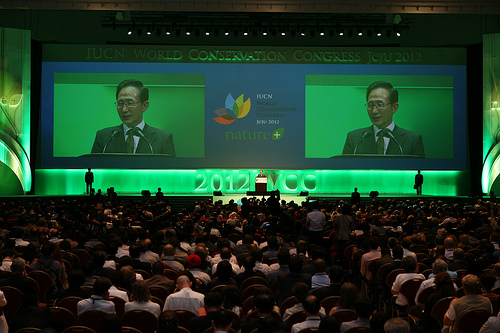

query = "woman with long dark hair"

[421,272,456,332]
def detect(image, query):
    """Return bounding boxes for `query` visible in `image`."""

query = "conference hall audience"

[2,195,500,332]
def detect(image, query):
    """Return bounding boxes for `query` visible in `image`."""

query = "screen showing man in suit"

[91,79,176,156]
[342,81,425,158]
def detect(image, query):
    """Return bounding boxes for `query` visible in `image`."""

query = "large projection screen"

[38,45,468,195]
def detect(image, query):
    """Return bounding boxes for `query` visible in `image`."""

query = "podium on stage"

[255,175,268,192]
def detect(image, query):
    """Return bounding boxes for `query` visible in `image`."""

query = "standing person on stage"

[85,168,94,194]
[351,188,361,205]
[415,170,424,195]
[91,79,176,156]
[306,201,326,246]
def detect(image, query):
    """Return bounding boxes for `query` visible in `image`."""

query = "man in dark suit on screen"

[342,81,424,158]
[91,79,176,156]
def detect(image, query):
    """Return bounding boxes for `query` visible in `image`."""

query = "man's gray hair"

[384,318,410,333]
[11,257,26,273]
[432,259,448,274]
[462,274,480,294]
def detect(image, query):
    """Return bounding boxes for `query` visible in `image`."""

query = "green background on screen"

[305,75,454,159]
[53,73,205,158]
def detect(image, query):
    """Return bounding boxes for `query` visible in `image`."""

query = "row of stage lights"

[126,27,403,38]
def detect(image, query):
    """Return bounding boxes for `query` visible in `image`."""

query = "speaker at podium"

[255,170,268,192]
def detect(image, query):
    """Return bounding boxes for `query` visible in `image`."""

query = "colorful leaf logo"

[214,93,251,124]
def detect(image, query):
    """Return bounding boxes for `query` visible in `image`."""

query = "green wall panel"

[35,169,469,196]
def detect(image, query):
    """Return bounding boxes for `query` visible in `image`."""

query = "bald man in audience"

[164,275,205,315]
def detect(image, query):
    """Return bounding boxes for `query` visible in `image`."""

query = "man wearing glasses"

[91,79,176,156]
[342,81,424,158]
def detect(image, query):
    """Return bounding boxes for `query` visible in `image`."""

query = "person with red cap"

[187,254,211,287]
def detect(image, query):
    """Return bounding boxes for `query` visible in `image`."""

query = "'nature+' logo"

[213,93,251,124]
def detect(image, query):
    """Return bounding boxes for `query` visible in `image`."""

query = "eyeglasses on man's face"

[115,100,142,109]
[365,101,392,110]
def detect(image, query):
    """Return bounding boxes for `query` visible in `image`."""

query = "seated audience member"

[241,292,281,333]
[0,248,15,273]
[470,241,498,276]
[31,241,63,292]
[311,259,330,291]
[391,256,424,309]
[162,244,185,272]
[480,271,499,302]
[284,282,326,322]
[234,255,267,287]
[93,250,115,277]
[444,274,493,332]
[278,254,312,305]
[9,293,64,333]
[157,310,179,333]
[318,316,341,333]
[56,269,89,299]
[125,280,161,317]
[222,284,242,316]
[129,243,153,275]
[314,265,344,302]
[164,274,205,315]
[208,260,238,291]
[291,295,323,333]
[370,311,390,333]
[145,261,175,292]
[360,236,381,280]
[384,318,411,333]
[448,248,468,271]
[492,263,500,290]
[77,277,116,316]
[0,257,36,296]
[263,235,279,262]
[329,282,359,315]
[211,308,234,333]
[340,298,374,332]
[401,236,417,261]
[251,247,271,278]
[187,254,211,287]
[211,247,241,276]
[415,259,457,305]
[100,314,122,333]
[418,272,457,332]
[268,247,290,282]
[119,265,142,292]
[189,292,224,333]
[371,246,394,282]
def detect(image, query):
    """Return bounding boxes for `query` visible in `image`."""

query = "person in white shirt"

[0,249,15,272]
[391,256,424,307]
[401,236,417,262]
[164,275,205,315]
[77,277,116,316]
